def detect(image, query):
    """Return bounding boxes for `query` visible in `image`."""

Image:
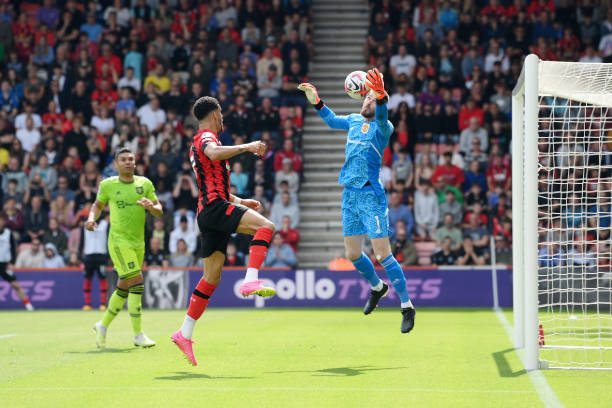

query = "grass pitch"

[0,308,610,408]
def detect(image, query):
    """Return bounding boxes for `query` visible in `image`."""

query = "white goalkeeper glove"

[297,83,320,105]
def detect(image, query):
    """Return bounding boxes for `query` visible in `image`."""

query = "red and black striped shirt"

[189,129,230,214]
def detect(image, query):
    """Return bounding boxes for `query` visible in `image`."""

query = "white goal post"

[513,54,612,370]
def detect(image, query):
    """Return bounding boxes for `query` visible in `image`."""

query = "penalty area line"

[494,308,564,408]
[0,334,18,339]
[0,386,533,393]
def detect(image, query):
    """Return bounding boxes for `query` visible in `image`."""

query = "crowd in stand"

[2,0,611,270]
[0,0,311,269]
[365,0,611,267]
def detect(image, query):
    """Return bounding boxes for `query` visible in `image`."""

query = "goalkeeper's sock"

[381,254,412,305]
[83,278,92,306]
[245,227,274,282]
[351,253,382,288]
[182,279,218,339]
[101,288,128,328]
[128,284,144,335]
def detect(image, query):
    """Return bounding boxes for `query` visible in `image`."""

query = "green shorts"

[109,245,145,279]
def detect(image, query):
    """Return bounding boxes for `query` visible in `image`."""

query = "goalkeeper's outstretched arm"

[366,68,393,142]
[298,83,349,130]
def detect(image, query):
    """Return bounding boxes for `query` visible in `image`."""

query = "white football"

[344,71,368,100]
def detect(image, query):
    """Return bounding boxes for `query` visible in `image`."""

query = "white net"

[537,92,612,370]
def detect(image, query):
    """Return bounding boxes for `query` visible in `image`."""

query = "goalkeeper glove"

[297,83,320,105]
[365,68,386,100]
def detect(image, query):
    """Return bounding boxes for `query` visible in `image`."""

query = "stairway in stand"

[297,0,369,269]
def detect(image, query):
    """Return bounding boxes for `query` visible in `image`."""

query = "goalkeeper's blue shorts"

[341,186,390,238]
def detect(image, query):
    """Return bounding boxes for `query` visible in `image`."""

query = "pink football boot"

[171,330,197,366]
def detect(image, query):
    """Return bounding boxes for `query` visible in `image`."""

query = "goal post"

[513,54,612,370]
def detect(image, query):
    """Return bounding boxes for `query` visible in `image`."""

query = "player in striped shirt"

[172,96,276,366]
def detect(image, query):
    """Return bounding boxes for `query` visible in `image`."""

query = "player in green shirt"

[86,147,163,348]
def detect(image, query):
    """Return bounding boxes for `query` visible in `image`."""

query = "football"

[344,70,368,100]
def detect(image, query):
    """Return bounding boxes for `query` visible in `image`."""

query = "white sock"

[401,300,414,309]
[372,280,384,291]
[99,325,107,335]
[244,267,258,283]
[180,315,196,340]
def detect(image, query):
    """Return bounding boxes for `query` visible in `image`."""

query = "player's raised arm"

[365,68,393,139]
[203,141,266,161]
[298,83,350,130]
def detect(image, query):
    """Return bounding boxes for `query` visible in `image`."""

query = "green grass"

[0,308,610,407]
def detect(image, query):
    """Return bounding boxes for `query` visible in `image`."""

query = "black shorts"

[197,199,248,258]
[0,262,16,283]
[84,254,108,279]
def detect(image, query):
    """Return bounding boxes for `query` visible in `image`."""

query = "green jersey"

[96,176,158,250]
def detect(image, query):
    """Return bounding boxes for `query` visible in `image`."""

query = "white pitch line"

[494,308,564,408]
[0,334,17,339]
[0,386,533,393]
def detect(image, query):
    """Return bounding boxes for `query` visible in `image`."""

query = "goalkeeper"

[298,68,415,333]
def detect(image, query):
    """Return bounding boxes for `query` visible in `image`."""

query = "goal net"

[513,55,612,370]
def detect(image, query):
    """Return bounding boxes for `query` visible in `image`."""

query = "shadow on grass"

[267,366,408,377]
[65,348,136,354]
[155,372,254,381]
[492,348,527,377]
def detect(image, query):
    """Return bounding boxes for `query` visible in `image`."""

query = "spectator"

[169,216,198,255]
[391,148,413,190]
[439,190,463,227]
[264,232,297,268]
[224,241,245,266]
[118,66,141,92]
[15,238,45,268]
[275,158,299,194]
[257,64,282,100]
[80,13,103,43]
[16,116,41,153]
[42,217,68,256]
[274,138,302,172]
[388,189,415,238]
[463,138,488,169]
[43,242,65,268]
[463,213,490,253]
[432,237,459,265]
[432,151,465,190]
[459,117,488,154]
[144,236,169,268]
[278,215,299,253]
[3,157,28,194]
[456,236,486,266]
[137,96,166,133]
[391,219,418,266]
[24,195,48,242]
[389,44,417,80]
[435,209,463,249]
[389,83,416,111]
[170,239,195,268]
[414,181,439,240]
[270,191,300,229]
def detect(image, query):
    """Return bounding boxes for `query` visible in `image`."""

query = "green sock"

[101,288,128,328]
[128,284,144,335]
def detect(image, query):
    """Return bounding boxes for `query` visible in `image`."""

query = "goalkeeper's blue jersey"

[317,103,394,196]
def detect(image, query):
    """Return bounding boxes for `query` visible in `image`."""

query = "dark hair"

[192,96,220,121]
[114,147,133,160]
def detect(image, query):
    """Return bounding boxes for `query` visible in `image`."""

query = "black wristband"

[376,95,388,105]
[314,100,324,110]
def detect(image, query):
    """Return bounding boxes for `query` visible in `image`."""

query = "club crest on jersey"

[226,163,230,170]
[135,186,144,195]
[361,123,370,133]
